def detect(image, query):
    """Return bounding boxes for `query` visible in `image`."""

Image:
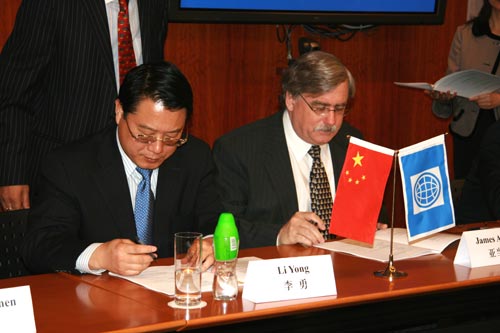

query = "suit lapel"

[92,129,137,238]
[82,0,116,88]
[329,137,348,189]
[137,0,151,62]
[263,113,299,218]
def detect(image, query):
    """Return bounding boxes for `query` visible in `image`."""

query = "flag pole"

[374,150,407,280]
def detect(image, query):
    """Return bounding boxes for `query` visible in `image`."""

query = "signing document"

[315,228,460,262]
[109,257,261,295]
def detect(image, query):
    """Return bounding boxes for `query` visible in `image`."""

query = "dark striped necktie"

[308,145,334,240]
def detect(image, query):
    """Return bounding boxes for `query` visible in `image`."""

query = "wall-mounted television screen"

[167,0,447,25]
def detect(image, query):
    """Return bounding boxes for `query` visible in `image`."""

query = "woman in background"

[430,0,500,179]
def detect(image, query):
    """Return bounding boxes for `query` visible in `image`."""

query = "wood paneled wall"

[0,1,468,227]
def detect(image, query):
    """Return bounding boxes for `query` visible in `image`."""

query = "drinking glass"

[174,232,202,307]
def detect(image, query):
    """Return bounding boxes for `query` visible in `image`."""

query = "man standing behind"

[22,62,222,275]
[213,51,385,249]
[0,0,169,212]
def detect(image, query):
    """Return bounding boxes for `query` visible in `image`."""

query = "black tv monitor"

[167,0,447,25]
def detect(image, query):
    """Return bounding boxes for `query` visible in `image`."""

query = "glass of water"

[174,232,202,307]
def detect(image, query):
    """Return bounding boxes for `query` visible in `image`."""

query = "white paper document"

[394,69,500,98]
[110,256,261,295]
[315,228,460,262]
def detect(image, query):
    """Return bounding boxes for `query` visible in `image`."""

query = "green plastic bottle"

[213,212,239,300]
[213,212,239,260]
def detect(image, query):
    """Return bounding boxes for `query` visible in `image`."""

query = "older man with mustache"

[213,51,387,249]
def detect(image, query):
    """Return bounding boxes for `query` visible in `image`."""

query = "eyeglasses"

[123,117,188,147]
[298,94,350,116]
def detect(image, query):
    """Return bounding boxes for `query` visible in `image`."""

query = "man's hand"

[0,185,30,212]
[89,239,157,276]
[185,237,215,271]
[200,238,215,271]
[377,223,388,230]
[277,211,326,246]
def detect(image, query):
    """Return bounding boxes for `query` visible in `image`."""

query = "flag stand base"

[374,154,408,281]
[374,254,407,281]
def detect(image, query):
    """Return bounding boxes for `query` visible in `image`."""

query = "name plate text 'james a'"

[242,255,336,303]
[454,228,500,268]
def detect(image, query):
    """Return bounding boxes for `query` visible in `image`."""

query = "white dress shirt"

[282,110,336,212]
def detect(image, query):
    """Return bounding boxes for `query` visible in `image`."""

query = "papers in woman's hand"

[395,69,500,98]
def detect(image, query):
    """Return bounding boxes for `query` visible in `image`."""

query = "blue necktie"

[135,167,154,244]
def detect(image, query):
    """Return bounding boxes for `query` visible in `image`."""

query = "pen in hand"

[308,219,324,230]
[134,237,157,261]
[307,219,318,226]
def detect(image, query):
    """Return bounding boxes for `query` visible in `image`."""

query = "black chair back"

[0,209,30,279]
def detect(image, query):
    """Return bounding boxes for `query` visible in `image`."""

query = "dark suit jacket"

[0,0,168,188]
[21,127,222,274]
[456,120,500,224]
[212,111,365,248]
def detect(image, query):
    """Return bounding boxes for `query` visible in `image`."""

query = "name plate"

[454,228,500,268]
[242,255,336,303]
[0,285,36,333]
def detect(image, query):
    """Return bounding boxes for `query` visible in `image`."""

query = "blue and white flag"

[398,135,455,241]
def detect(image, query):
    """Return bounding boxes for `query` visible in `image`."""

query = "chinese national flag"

[329,137,394,244]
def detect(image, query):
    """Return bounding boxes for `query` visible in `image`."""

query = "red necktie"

[118,0,136,85]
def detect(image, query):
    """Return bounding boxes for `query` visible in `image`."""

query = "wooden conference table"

[2,222,500,332]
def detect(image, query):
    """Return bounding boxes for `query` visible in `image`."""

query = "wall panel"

[0,0,469,227]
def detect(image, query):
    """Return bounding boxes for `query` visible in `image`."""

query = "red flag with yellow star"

[330,137,394,244]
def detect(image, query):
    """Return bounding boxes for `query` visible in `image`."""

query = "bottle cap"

[213,213,239,261]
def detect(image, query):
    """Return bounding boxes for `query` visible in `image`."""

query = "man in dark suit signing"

[22,62,222,276]
[213,51,386,249]
[0,0,169,212]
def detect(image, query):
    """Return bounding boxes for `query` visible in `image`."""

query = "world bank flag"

[398,135,455,241]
